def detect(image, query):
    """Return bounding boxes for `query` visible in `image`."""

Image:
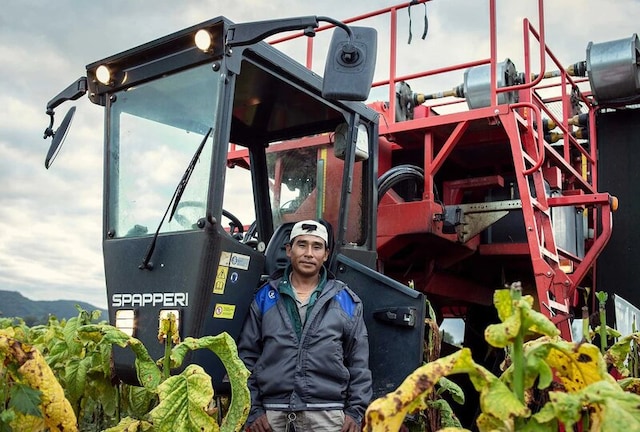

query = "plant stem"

[116,382,121,424]
[599,303,607,355]
[582,306,590,343]
[163,330,172,381]
[511,284,525,404]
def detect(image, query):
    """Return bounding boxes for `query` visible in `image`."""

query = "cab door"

[334,254,425,398]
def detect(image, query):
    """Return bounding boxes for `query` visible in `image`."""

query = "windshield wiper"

[139,127,213,270]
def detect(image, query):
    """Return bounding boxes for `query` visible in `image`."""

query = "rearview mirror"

[45,106,76,169]
[323,26,377,101]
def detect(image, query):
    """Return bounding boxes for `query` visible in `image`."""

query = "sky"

[1,0,639,310]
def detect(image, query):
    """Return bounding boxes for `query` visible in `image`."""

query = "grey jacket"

[237,271,372,426]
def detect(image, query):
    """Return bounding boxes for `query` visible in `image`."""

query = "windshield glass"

[267,140,365,246]
[107,63,221,238]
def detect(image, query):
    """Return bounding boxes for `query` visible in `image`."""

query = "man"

[238,219,372,432]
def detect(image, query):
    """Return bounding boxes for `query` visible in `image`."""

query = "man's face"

[286,234,329,278]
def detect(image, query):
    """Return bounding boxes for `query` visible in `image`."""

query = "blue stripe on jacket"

[256,284,279,315]
[334,289,356,318]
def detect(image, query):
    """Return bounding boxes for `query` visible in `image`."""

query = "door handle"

[373,307,417,328]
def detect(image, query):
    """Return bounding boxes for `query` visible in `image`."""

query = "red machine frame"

[262,0,613,340]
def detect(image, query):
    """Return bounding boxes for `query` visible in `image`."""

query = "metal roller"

[587,33,640,104]
[463,58,519,109]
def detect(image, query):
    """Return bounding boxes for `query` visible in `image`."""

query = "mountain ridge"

[0,289,107,324]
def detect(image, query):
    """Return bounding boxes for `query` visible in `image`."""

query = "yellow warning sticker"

[213,265,228,294]
[213,303,236,319]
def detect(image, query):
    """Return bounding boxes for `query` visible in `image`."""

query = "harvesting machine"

[42,0,640,426]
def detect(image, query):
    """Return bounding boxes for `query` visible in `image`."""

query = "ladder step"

[540,246,559,263]
[530,198,550,213]
[522,152,536,166]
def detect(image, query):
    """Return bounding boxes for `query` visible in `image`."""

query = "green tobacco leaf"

[64,356,89,405]
[617,377,640,395]
[427,399,462,428]
[486,294,559,349]
[474,370,530,422]
[485,313,520,348]
[124,385,157,419]
[9,383,42,417]
[604,332,640,376]
[80,324,162,391]
[545,380,640,431]
[171,334,250,432]
[45,339,69,366]
[91,339,113,377]
[596,291,609,304]
[583,380,640,431]
[62,316,82,356]
[437,376,465,405]
[544,391,583,430]
[130,338,163,391]
[500,337,565,391]
[521,306,560,338]
[149,364,218,432]
[530,402,559,425]
[475,413,509,432]
[103,416,154,432]
[0,409,17,432]
[90,309,103,322]
[87,374,119,417]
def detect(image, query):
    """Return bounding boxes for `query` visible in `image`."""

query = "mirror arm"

[46,77,88,111]
[226,16,320,48]
[44,77,87,140]
[226,16,354,49]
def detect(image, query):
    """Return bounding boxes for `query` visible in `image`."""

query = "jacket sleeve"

[342,290,373,425]
[237,300,265,426]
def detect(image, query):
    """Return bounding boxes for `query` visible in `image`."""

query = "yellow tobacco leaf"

[544,343,613,392]
[493,289,515,322]
[364,349,528,431]
[18,347,78,431]
[11,412,46,432]
[364,350,467,431]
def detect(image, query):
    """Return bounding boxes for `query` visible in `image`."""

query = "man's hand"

[341,414,359,432]
[247,413,272,432]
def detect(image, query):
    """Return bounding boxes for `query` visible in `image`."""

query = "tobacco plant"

[364,282,640,431]
[78,313,250,432]
[0,308,251,432]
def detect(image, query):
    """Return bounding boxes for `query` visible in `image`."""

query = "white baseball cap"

[289,220,328,245]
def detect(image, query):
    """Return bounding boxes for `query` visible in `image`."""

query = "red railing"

[268,0,598,190]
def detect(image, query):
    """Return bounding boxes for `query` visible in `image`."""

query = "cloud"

[1,0,637,311]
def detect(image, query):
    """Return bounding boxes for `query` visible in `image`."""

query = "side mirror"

[333,122,369,161]
[323,26,377,101]
[45,106,76,169]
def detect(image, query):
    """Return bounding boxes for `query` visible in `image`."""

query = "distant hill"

[0,290,107,325]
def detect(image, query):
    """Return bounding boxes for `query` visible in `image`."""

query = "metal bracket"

[448,199,523,243]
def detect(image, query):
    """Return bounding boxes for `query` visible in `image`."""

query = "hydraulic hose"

[377,164,425,203]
